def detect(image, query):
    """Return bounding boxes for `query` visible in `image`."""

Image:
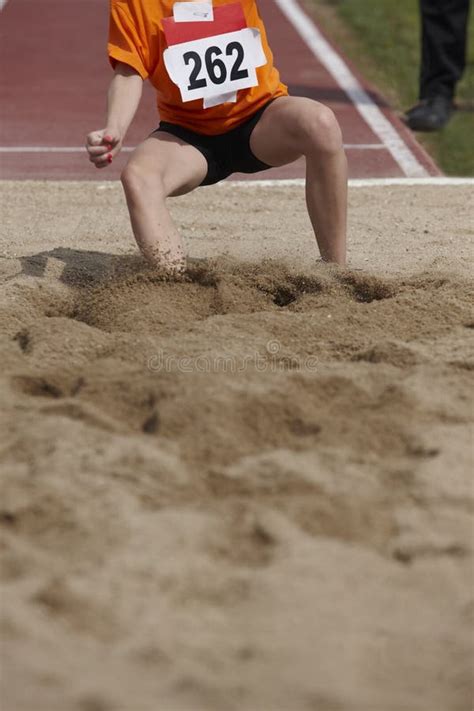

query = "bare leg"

[121,132,208,275]
[250,96,348,265]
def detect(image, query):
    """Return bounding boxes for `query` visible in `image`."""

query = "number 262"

[184,42,249,90]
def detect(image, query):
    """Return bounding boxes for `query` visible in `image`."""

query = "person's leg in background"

[420,0,470,99]
[405,0,471,131]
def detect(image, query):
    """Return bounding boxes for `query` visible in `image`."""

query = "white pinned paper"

[173,2,214,23]
[204,91,238,108]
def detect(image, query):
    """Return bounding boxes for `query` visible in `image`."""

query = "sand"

[0,180,473,711]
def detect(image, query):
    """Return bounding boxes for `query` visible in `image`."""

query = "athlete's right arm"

[86,62,143,169]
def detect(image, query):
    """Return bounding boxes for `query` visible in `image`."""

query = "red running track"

[0,0,440,180]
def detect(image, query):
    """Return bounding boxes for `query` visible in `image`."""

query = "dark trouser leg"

[420,0,471,100]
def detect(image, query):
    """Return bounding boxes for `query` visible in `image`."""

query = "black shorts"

[155,100,275,186]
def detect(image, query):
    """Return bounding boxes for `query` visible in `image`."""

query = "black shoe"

[404,96,454,131]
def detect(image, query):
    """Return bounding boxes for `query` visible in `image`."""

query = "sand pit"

[0,181,473,711]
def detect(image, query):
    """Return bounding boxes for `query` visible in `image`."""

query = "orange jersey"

[108,0,288,134]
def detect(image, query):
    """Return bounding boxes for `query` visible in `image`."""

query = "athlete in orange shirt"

[86,0,347,273]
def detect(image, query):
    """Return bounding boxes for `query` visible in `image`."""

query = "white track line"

[90,178,474,188]
[0,0,9,10]
[0,144,386,153]
[273,0,429,179]
[349,177,474,187]
[221,178,474,188]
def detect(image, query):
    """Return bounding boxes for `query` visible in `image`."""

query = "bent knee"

[300,105,343,155]
[121,159,166,199]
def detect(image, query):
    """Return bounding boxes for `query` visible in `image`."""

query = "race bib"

[163,2,267,108]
